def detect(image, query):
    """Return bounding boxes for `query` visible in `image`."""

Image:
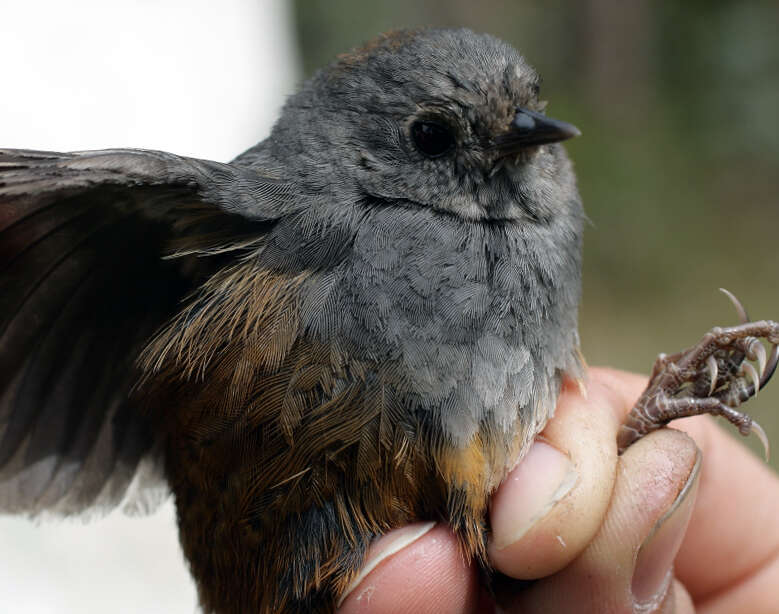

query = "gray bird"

[1,27,775,614]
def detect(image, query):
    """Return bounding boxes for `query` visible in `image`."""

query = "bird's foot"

[618,289,779,460]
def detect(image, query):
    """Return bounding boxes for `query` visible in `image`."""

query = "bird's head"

[268,28,581,223]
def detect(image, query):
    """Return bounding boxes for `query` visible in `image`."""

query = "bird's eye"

[411,120,455,158]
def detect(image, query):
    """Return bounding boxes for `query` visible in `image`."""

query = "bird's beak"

[493,107,581,155]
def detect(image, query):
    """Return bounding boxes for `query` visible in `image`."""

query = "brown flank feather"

[138,258,506,612]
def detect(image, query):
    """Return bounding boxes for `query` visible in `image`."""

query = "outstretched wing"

[0,147,294,515]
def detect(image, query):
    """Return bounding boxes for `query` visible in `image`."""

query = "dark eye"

[411,120,456,158]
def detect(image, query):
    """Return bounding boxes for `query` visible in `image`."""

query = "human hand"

[337,368,779,613]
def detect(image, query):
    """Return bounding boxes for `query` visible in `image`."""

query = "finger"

[670,416,779,611]
[672,579,696,614]
[489,370,625,578]
[590,366,649,417]
[337,523,482,614]
[594,367,779,608]
[504,428,700,613]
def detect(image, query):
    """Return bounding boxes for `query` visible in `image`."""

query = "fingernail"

[491,441,578,550]
[337,521,436,607]
[632,449,701,605]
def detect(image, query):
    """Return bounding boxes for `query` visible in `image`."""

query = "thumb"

[504,428,699,613]
[336,523,484,614]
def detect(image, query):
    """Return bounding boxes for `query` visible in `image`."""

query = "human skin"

[338,368,779,613]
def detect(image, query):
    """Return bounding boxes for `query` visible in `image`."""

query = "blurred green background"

[292,0,779,466]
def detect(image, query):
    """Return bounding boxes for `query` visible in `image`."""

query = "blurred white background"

[0,0,299,611]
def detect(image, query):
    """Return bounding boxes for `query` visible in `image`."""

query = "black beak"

[493,107,580,154]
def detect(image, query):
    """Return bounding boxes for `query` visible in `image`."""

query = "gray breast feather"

[293,203,582,446]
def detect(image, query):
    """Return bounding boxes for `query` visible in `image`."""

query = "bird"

[1,27,776,613]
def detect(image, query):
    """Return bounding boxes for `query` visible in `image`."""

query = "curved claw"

[719,288,750,323]
[706,355,718,396]
[754,342,768,378]
[750,420,770,463]
[760,343,779,389]
[742,362,761,395]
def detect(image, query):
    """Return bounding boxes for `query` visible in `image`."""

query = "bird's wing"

[0,147,294,516]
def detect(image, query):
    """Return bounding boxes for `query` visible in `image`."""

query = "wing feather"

[0,146,293,515]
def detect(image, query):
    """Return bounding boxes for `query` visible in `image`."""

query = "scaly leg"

[618,290,779,458]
